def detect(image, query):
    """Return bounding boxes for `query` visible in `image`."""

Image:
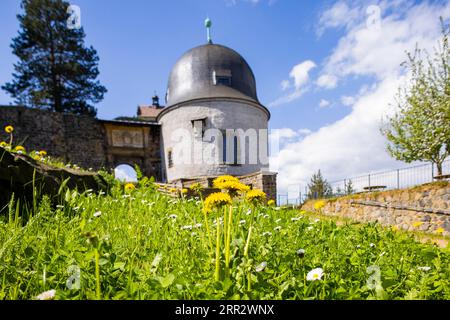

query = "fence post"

[397,169,400,189]
[368,174,371,188]
[431,163,434,181]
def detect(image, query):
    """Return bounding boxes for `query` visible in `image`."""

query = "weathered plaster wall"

[301,182,450,236]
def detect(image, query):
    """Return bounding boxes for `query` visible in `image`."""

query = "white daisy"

[246,209,252,215]
[306,268,324,281]
[370,243,375,248]
[255,262,267,272]
[194,223,203,228]
[291,217,300,222]
[417,266,431,271]
[93,211,102,218]
[181,225,193,230]
[36,289,56,300]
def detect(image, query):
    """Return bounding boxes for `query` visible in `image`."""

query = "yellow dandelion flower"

[39,150,47,157]
[267,199,275,206]
[14,145,25,153]
[203,192,232,213]
[214,178,250,194]
[124,183,136,192]
[4,125,14,133]
[391,225,399,232]
[190,182,203,192]
[436,227,445,234]
[213,175,240,186]
[314,200,326,210]
[0,141,7,148]
[412,221,423,228]
[181,188,188,194]
[169,188,178,193]
[33,155,41,161]
[245,189,266,204]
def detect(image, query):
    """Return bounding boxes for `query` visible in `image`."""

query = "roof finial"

[205,17,212,44]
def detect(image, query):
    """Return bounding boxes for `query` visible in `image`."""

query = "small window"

[222,132,239,165]
[191,118,207,138]
[168,150,173,168]
[213,69,232,87]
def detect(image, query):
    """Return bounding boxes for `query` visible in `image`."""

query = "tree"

[344,179,355,195]
[381,19,450,176]
[307,170,332,199]
[2,0,107,116]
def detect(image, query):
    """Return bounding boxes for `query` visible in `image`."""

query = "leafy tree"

[307,170,332,199]
[2,0,106,116]
[381,19,450,176]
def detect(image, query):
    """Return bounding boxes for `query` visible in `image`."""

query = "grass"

[0,176,449,300]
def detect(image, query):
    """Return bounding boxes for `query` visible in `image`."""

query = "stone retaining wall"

[301,182,450,236]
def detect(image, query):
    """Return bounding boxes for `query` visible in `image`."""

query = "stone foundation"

[301,182,450,236]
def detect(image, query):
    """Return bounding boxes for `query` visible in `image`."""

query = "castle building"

[0,22,277,200]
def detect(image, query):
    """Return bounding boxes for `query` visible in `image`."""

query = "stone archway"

[114,164,138,182]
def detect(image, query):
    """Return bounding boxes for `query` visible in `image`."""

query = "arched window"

[114,164,137,182]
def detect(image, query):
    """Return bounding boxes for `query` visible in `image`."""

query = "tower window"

[168,150,173,168]
[213,69,232,86]
[222,132,239,165]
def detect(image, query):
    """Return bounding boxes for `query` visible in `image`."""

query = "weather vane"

[205,17,212,44]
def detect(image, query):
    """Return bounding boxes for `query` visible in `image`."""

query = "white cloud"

[319,99,331,108]
[269,60,316,107]
[289,60,316,89]
[340,95,355,106]
[316,74,338,89]
[316,1,361,36]
[272,0,450,193]
[280,79,290,91]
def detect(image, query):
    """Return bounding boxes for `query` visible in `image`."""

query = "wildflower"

[203,192,232,213]
[291,217,300,222]
[33,155,41,161]
[239,219,246,226]
[181,225,193,230]
[417,266,431,271]
[267,199,275,206]
[191,232,197,237]
[169,188,178,193]
[274,226,282,231]
[356,245,361,249]
[0,141,7,148]
[297,249,305,258]
[93,211,102,218]
[262,231,272,237]
[255,261,267,272]
[190,182,203,192]
[39,150,47,157]
[370,243,375,248]
[168,214,177,220]
[306,226,314,231]
[391,225,399,232]
[306,268,324,281]
[413,221,423,228]
[263,214,269,219]
[246,209,252,215]
[36,289,56,300]
[124,183,135,192]
[245,189,266,204]
[436,227,445,234]
[14,145,25,153]
[4,125,14,134]
[181,188,188,194]
[314,200,326,210]
[194,223,203,228]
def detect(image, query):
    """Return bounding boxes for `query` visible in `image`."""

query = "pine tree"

[307,170,332,199]
[2,0,107,116]
[344,179,355,195]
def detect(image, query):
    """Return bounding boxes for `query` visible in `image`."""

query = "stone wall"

[301,182,450,236]
[0,106,162,178]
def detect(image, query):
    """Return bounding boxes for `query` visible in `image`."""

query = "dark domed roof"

[165,43,260,107]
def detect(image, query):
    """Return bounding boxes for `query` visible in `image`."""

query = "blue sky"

[1,0,449,192]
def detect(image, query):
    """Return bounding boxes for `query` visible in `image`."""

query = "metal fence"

[277,160,450,206]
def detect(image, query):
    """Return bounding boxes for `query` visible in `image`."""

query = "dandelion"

[314,200,326,210]
[274,226,281,231]
[417,266,431,271]
[4,125,14,134]
[413,221,423,228]
[36,289,56,300]
[93,211,102,218]
[255,261,267,272]
[297,249,305,258]
[0,141,7,148]
[169,188,178,193]
[124,183,135,192]
[181,188,188,194]
[203,192,232,213]
[245,189,266,204]
[436,227,445,234]
[391,225,399,232]
[14,145,25,153]
[306,268,324,281]
[267,199,275,206]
